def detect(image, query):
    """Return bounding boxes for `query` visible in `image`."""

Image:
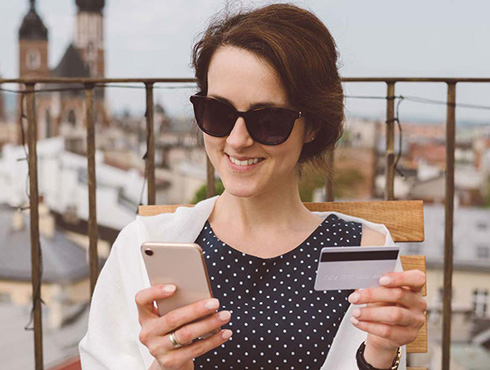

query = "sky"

[1,0,490,124]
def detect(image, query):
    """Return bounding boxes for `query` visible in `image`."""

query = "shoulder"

[360,225,386,246]
[135,196,219,243]
[315,211,390,247]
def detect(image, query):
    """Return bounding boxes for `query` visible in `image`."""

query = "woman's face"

[204,46,309,198]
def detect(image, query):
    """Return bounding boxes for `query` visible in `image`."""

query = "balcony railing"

[1,76,489,369]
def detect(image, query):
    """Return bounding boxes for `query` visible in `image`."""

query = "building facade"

[17,0,107,144]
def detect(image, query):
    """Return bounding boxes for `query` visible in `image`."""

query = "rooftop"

[18,2,48,40]
[0,205,90,284]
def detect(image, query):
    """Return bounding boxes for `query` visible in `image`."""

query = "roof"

[0,205,90,284]
[18,2,48,40]
[52,44,90,78]
[76,0,105,13]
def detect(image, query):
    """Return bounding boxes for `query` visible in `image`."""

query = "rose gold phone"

[141,242,214,317]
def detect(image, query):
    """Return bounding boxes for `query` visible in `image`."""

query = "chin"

[221,180,261,199]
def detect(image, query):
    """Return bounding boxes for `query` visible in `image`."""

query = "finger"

[154,310,232,353]
[379,270,426,293]
[157,298,221,335]
[157,329,233,369]
[348,286,426,310]
[350,318,419,347]
[135,284,177,321]
[352,306,424,327]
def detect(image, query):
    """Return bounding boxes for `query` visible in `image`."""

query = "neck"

[210,173,315,233]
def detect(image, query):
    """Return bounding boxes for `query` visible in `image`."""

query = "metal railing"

[1,76,486,369]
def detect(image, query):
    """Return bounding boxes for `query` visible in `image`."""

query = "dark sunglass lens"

[247,109,296,145]
[192,97,235,137]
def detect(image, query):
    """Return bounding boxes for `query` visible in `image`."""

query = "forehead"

[206,46,289,109]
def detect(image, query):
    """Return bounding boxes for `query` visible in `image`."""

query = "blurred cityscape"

[0,1,489,369]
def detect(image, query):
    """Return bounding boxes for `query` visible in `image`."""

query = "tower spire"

[30,0,35,9]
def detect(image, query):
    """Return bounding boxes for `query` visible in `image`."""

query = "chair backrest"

[139,200,427,365]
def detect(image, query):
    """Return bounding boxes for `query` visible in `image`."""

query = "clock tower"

[74,0,105,79]
[18,0,49,78]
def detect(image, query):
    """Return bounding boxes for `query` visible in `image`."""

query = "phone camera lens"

[144,249,154,256]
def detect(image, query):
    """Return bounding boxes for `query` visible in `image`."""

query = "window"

[26,49,41,70]
[477,222,488,231]
[87,41,95,59]
[45,109,52,138]
[407,244,421,255]
[67,110,77,127]
[0,292,11,303]
[476,246,490,259]
[473,289,489,318]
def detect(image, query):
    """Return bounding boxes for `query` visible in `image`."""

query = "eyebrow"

[208,94,283,111]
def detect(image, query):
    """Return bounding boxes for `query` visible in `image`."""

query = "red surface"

[49,356,81,370]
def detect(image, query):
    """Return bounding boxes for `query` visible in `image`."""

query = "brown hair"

[191,2,344,169]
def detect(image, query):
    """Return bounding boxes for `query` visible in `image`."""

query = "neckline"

[203,214,337,262]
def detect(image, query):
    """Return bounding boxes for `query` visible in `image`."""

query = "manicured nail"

[348,292,359,303]
[218,311,231,321]
[350,316,359,325]
[352,308,361,318]
[163,284,176,293]
[222,329,233,339]
[205,298,220,310]
[379,276,392,285]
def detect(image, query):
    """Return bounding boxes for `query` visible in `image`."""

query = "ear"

[303,121,319,144]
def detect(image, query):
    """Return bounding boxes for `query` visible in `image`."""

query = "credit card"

[314,246,399,291]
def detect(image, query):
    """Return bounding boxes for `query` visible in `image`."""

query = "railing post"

[145,83,156,205]
[325,148,335,201]
[84,84,99,297]
[206,157,216,198]
[385,82,396,200]
[26,82,44,369]
[442,82,456,370]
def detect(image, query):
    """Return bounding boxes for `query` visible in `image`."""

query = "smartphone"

[141,242,214,317]
[314,245,400,291]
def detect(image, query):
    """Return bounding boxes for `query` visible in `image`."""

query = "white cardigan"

[79,196,406,369]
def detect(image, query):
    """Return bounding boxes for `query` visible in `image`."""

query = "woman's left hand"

[348,270,427,357]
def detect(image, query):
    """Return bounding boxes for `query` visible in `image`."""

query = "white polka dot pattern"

[193,214,363,369]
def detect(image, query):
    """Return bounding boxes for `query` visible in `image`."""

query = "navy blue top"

[193,214,363,369]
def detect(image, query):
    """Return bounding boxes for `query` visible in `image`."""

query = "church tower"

[18,0,49,78]
[74,0,105,79]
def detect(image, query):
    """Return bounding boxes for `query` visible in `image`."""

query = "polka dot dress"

[193,214,363,369]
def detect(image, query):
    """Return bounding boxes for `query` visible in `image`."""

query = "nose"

[226,117,254,149]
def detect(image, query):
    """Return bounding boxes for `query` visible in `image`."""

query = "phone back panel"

[141,242,214,317]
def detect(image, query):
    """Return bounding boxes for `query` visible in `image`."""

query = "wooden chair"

[139,200,427,370]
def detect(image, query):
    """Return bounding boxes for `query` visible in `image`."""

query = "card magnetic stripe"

[320,250,399,262]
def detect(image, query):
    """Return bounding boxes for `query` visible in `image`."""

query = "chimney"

[39,196,55,238]
[11,209,25,231]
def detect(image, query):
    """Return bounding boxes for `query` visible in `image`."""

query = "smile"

[227,154,265,167]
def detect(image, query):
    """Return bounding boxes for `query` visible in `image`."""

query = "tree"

[191,179,225,204]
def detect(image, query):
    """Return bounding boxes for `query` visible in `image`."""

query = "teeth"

[229,155,262,166]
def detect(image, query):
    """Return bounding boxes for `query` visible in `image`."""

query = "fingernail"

[205,298,220,310]
[352,308,361,318]
[218,311,231,321]
[222,329,232,339]
[163,284,176,293]
[379,276,392,285]
[348,292,359,304]
[350,316,359,325]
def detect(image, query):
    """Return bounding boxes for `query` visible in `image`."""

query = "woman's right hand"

[135,284,233,370]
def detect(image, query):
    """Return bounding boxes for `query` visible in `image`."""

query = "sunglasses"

[189,94,303,145]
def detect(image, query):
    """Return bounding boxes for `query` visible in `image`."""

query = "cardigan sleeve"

[79,221,152,369]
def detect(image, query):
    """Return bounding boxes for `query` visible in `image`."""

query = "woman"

[80,3,426,370]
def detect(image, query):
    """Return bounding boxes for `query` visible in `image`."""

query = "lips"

[226,154,265,167]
